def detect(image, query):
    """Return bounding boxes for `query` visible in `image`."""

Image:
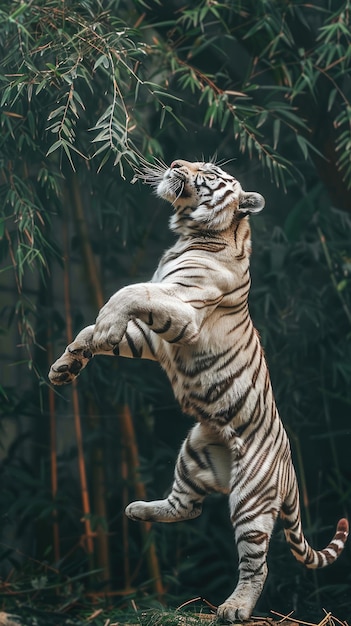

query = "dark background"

[0,0,350,621]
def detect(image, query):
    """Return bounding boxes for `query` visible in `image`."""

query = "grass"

[0,596,349,626]
[0,606,217,626]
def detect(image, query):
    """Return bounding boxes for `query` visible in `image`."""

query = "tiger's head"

[140,159,265,235]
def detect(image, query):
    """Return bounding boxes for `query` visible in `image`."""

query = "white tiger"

[49,159,348,621]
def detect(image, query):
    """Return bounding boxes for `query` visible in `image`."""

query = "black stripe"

[243,325,255,350]
[179,457,207,496]
[219,301,248,316]
[185,439,208,470]
[169,494,188,510]
[215,385,252,424]
[204,365,247,403]
[236,394,261,436]
[153,318,172,334]
[125,331,142,358]
[161,265,203,280]
[252,349,263,386]
[214,345,244,374]
[168,322,190,343]
[228,313,251,335]
[176,348,231,377]
[133,320,156,357]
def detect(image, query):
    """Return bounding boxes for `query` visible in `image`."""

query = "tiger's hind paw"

[48,326,95,386]
[217,599,252,623]
[125,499,203,522]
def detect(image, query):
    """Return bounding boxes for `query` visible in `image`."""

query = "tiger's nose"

[170,159,189,169]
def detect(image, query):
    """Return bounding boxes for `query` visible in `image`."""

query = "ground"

[0,608,345,626]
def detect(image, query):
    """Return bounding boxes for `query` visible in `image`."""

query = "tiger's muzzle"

[158,167,192,203]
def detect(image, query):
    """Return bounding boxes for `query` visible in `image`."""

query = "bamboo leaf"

[296,134,309,160]
[273,118,280,150]
[46,140,63,156]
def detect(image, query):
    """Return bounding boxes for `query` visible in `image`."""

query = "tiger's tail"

[281,482,349,568]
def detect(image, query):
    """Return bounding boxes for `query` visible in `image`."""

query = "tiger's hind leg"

[125,423,231,522]
[217,457,280,622]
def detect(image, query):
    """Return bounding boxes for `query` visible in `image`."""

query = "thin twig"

[271,610,316,626]
[87,608,104,621]
[176,597,217,613]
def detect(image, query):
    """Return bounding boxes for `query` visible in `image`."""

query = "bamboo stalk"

[87,399,112,584]
[287,429,311,523]
[71,384,95,555]
[69,175,110,575]
[43,255,60,563]
[287,428,320,603]
[47,330,60,563]
[317,227,351,326]
[121,439,131,591]
[317,227,350,502]
[120,405,165,598]
[62,215,94,556]
[70,174,104,310]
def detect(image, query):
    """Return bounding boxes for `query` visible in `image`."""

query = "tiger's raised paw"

[48,326,95,386]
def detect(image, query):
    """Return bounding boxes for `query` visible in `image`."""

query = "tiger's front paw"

[92,299,129,350]
[48,326,95,385]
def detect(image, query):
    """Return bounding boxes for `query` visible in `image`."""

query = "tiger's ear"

[238,191,265,215]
